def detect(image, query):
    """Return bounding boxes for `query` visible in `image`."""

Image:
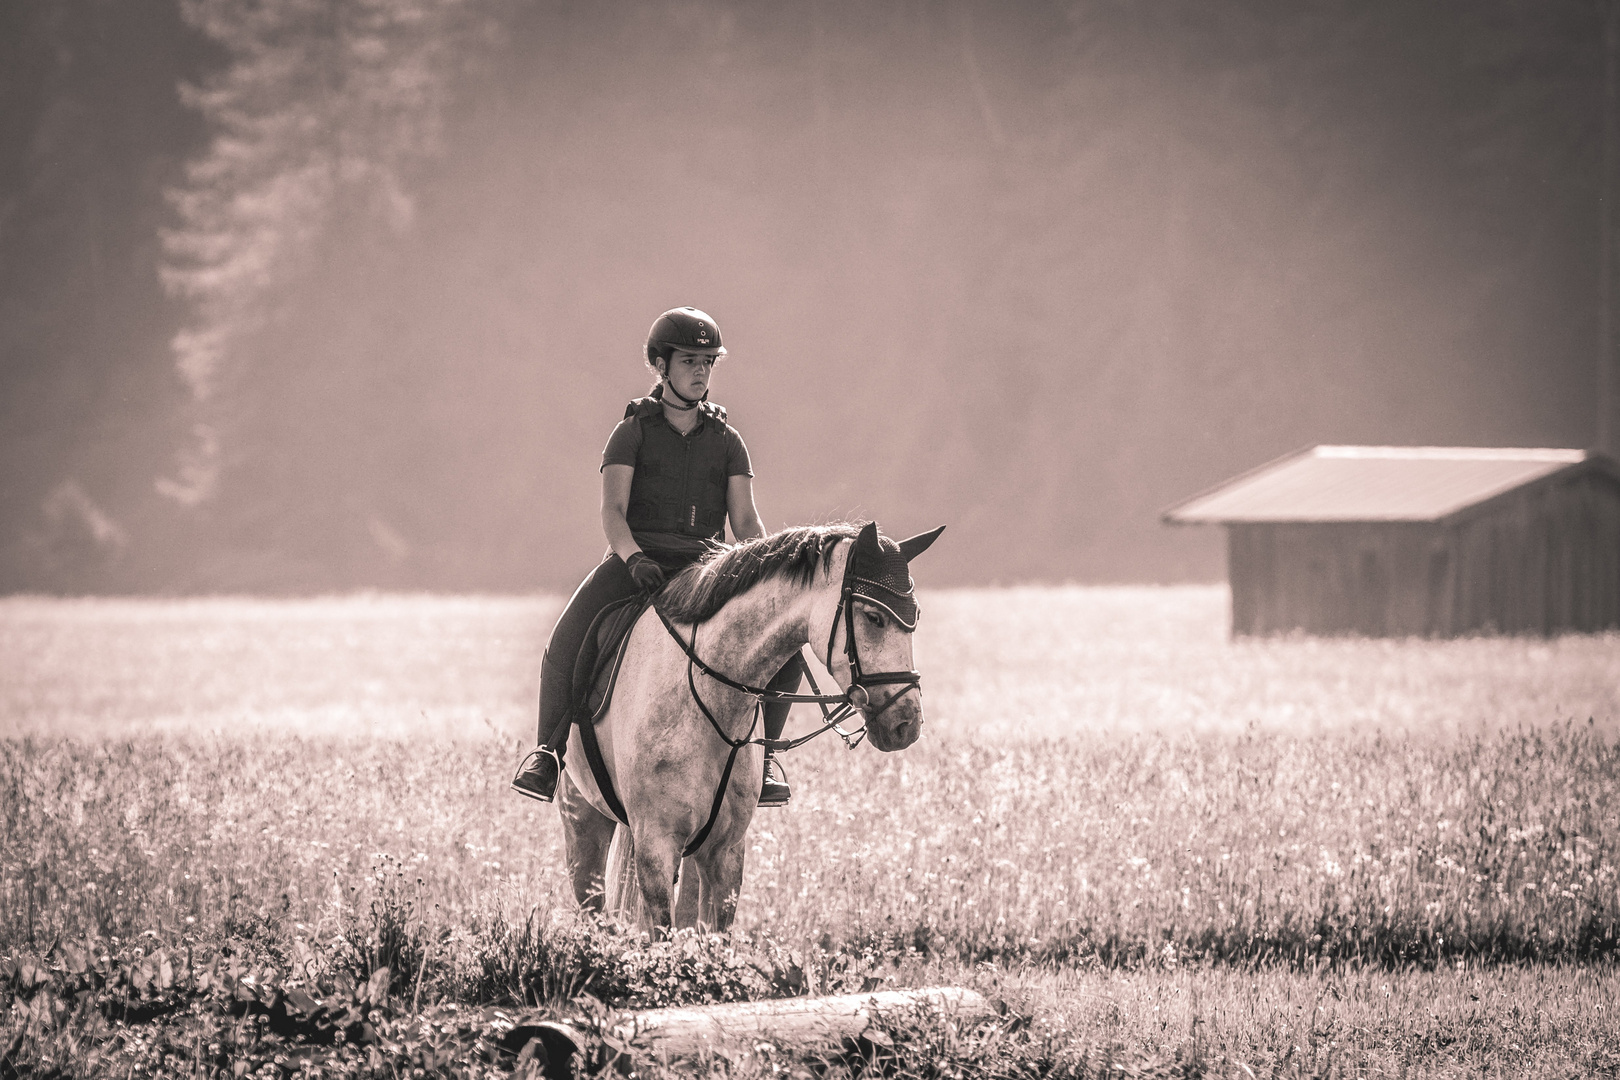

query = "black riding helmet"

[645,307,726,365]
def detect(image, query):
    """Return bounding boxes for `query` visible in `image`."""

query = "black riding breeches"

[537,554,642,749]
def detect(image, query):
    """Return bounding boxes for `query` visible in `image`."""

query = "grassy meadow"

[3,587,1620,1077]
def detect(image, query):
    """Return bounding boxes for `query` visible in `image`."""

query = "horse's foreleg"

[558,771,616,911]
[673,857,700,929]
[694,842,746,932]
[631,831,683,936]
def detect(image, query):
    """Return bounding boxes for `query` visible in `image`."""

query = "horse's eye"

[864,608,884,628]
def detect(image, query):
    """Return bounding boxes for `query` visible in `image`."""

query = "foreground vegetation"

[8,935,1619,1078]
[6,724,1619,972]
[3,589,1618,1076]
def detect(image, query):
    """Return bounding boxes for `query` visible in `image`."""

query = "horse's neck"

[694,572,826,687]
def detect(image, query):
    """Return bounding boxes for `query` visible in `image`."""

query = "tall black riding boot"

[758,655,803,807]
[511,651,574,803]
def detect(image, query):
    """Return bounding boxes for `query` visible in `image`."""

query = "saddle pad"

[571,594,653,723]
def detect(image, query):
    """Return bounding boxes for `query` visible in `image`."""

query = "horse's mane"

[658,524,859,625]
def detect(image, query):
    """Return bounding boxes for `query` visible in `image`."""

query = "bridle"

[825,546,923,723]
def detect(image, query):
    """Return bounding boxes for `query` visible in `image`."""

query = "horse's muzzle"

[864,689,923,752]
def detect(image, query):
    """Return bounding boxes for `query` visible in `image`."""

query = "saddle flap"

[572,594,652,721]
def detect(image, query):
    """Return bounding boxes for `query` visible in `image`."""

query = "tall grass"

[768,722,1620,965]
[4,723,1616,976]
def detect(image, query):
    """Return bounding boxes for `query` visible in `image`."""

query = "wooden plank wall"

[1227,470,1620,636]
[1228,522,1447,636]
[1448,472,1620,634]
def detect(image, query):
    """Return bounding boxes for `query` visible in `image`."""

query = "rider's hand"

[626,552,667,591]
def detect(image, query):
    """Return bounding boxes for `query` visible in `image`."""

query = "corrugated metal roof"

[1164,446,1592,524]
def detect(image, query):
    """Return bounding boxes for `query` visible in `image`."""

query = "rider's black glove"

[626,552,667,591]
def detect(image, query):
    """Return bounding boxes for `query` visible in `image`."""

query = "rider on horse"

[511,306,801,807]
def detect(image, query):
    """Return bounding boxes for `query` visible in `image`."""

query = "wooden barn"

[1163,446,1620,637]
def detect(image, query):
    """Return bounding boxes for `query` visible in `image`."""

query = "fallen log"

[505,986,994,1077]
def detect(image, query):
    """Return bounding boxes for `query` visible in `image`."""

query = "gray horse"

[556,521,943,933]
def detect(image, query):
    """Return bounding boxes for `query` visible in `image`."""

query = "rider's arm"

[602,464,643,563]
[727,474,766,542]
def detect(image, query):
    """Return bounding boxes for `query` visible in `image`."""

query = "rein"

[665,621,875,857]
[653,535,925,732]
[646,540,924,857]
[652,612,871,860]
[653,607,859,719]
[574,595,873,862]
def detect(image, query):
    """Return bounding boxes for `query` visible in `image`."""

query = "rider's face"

[662,349,720,400]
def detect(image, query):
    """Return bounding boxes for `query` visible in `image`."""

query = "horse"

[555,520,944,933]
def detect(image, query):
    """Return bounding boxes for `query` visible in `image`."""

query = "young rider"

[511,306,800,807]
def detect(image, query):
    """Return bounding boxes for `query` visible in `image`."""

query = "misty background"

[2,0,1611,595]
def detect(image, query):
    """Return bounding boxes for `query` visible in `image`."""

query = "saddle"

[571,593,653,724]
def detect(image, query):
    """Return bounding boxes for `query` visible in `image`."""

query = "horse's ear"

[853,521,881,560]
[897,525,946,563]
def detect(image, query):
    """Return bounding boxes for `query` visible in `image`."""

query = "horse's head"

[817,521,946,753]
